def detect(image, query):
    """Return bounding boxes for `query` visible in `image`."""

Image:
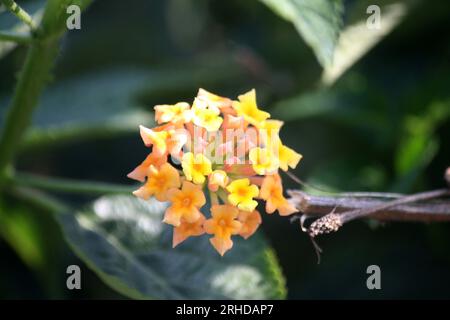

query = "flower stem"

[10,186,69,214]
[209,190,219,205]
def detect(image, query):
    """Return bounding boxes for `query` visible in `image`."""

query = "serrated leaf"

[57,195,286,299]
[260,0,343,67]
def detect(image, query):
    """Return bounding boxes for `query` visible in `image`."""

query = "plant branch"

[0,38,60,183]
[1,0,36,29]
[13,172,136,196]
[288,188,450,237]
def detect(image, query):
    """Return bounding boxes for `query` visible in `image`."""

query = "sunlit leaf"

[322,0,410,85]
[260,0,343,67]
[57,195,286,299]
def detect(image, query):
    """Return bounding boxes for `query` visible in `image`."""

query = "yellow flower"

[164,181,206,227]
[154,102,191,124]
[259,174,297,216]
[172,215,205,248]
[133,163,181,201]
[237,209,262,239]
[259,119,283,147]
[191,98,223,132]
[182,152,213,184]
[204,205,242,256]
[226,178,259,212]
[197,88,232,110]
[277,141,302,171]
[249,147,279,175]
[232,89,270,127]
[208,170,229,192]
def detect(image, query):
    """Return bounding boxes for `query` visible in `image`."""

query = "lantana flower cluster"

[128,89,302,256]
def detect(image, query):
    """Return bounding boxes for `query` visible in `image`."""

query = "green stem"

[1,0,36,29]
[0,39,59,184]
[9,186,69,214]
[0,0,93,185]
[0,30,33,43]
[13,173,136,196]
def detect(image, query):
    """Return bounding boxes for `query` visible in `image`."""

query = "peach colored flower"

[259,174,297,216]
[172,215,206,247]
[204,205,242,256]
[133,163,180,201]
[164,181,206,227]
[237,209,262,239]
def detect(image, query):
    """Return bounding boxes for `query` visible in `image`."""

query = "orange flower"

[130,88,304,255]
[237,209,262,239]
[259,174,297,216]
[133,163,180,201]
[163,181,206,227]
[139,125,187,157]
[127,152,167,182]
[172,215,206,247]
[204,205,242,256]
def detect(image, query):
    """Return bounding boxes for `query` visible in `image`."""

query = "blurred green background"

[0,0,450,299]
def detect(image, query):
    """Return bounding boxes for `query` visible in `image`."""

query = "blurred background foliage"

[0,0,450,299]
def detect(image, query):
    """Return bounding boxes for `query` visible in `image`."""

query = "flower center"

[238,188,248,198]
[193,163,203,172]
[182,197,191,206]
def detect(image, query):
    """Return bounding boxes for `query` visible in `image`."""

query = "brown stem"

[287,189,450,237]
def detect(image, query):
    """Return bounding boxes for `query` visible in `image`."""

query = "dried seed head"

[308,213,342,238]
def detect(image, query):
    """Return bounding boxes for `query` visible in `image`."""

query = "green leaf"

[0,195,63,273]
[260,0,343,67]
[322,0,410,85]
[392,100,450,191]
[57,195,286,299]
[0,0,45,59]
[22,68,155,148]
